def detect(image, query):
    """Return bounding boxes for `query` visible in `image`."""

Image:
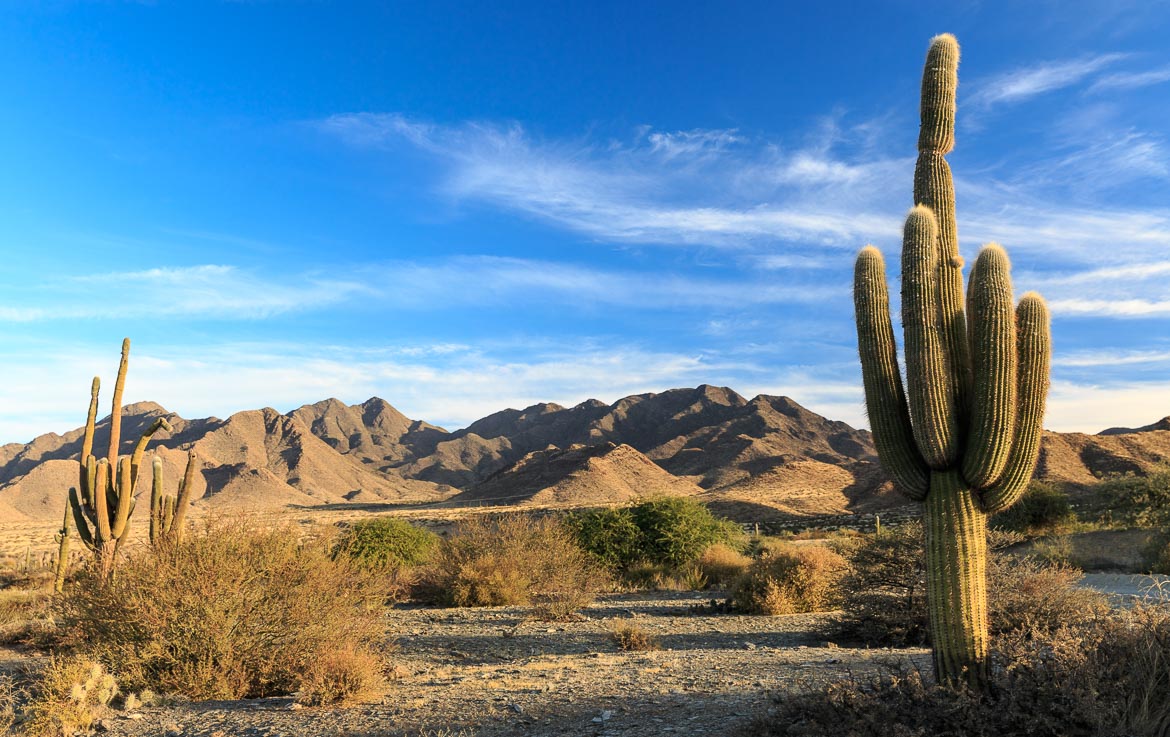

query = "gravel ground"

[85,592,929,737]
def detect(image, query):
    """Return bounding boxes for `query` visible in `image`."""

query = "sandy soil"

[75,591,929,737]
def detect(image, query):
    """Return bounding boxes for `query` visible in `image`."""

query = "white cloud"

[1054,348,1170,367]
[1046,380,1170,433]
[968,53,1128,108]
[0,265,369,322]
[1089,66,1170,93]
[319,113,909,250]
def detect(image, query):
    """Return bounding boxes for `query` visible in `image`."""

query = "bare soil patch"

[82,591,928,737]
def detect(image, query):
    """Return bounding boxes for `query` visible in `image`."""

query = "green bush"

[1099,464,1170,528]
[630,497,741,568]
[992,482,1074,533]
[567,497,741,574]
[564,507,645,571]
[56,523,388,700]
[334,517,439,571]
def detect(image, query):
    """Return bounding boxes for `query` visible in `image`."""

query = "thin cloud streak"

[1089,66,1170,93]
[319,113,909,249]
[967,53,1128,108]
[0,257,845,324]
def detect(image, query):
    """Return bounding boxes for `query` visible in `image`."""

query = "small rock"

[744,642,757,650]
[592,709,614,723]
[288,702,305,710]
[510,703,524,714]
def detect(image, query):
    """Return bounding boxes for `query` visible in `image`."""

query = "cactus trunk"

[924,471,988,688]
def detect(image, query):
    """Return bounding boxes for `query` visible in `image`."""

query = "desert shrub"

[427,515,603,619]
[19,656,117,737]
[732,544,849,615]
[0,675,17,734]
[1100,464,1170,527]
[1142,532,1170,574]
[988,555,1110,634]
[295,644,386,707]
[0,588,52,646]
[333,517,439,571]
[565,507,645,571]
[838,522,1108,646]
[748,606,1170,737]
[55,523,387,700]
[697,543,752,588]
[836,522,928,645]
[610,620,659,651]
[630,497,742,568]
[992,482,1074,533]
[566,497,742,582]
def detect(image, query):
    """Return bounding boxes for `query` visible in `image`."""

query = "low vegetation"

[837,522,1110,646]
[55,523,388,701]
[731,543,848,615]
[566,496,744,587]
[749,604,1170,737]
[424,514,605,620]
[334,516,440,571]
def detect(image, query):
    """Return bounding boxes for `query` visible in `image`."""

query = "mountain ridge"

[0,386,1167,524]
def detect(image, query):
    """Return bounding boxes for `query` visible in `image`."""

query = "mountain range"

[0,385,1167,524]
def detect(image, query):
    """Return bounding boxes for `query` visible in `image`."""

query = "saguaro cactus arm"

[130,417,172,488]
[853,247,930,499]
[981,293,1051,513]
[106,338,130,469]
[962,245,1018,488]
[901,205,960,468]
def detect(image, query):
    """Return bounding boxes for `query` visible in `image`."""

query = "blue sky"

[0,0,1168,442]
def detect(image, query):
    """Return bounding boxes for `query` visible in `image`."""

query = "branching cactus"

[67,339,172,580]
[150,450,197,545]
[853,34,1051,688]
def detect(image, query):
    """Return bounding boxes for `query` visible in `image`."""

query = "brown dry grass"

[425,514,606,620]
[55,521,389,700]
[732,544,849,615]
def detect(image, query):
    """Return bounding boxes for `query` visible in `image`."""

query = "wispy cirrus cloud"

[0,256,847,324]
[967,53,1128,108]
[318,113,909,250]
[1089,66,1170,93]
[0,265,369,322]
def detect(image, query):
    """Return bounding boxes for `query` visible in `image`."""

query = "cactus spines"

[853,35,1051,688]
[150,450,197,545]
[66,338,170,580]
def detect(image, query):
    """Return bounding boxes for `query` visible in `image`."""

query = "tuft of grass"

[609,620,660,651]
[296,644,387,707]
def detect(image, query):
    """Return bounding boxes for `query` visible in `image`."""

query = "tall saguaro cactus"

[68,339,172,580]
[853,34,1051,688]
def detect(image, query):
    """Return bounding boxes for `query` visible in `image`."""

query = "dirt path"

[94,592,929,737]
[1079,573,1170,603]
